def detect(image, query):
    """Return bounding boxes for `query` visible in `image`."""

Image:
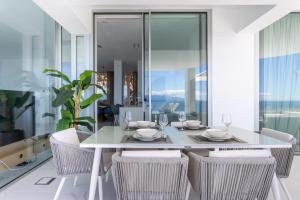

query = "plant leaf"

[80,93,102,109]
[52,89,74,107]
[75,116,96,124]
[43,68,71,83]
[61,109,73,120]
[91,84,106,94]
[42,113,55,118]
[56,118,72,131]
[79,70,93,81]
[73,121,93,131]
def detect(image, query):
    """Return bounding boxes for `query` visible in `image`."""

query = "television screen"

[0,90,35,147]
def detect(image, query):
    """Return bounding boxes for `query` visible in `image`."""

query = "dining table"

[80,125,292,200]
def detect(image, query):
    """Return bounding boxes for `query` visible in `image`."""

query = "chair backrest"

[261,128,296,178]
[187,151,276,200]
[122,150,181,158]
[112,152,189,200]
[50,131,95,176]
[209,149,271,158]
[52,128,80,145]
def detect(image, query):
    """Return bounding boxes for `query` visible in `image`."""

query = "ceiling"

[96,16,142,72]
[33,0,300,35]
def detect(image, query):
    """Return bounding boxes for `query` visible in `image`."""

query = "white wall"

[211,7,256,130]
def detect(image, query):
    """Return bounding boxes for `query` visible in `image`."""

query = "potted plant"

[43,69,104,131]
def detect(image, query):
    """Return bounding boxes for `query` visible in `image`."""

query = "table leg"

[88,148,102,200]
[271,173,281,200]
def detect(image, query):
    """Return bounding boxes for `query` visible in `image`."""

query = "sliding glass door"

[144,13,208,124]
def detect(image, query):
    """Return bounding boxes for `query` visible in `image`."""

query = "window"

[259,13,300,150]
[144,13,208,124]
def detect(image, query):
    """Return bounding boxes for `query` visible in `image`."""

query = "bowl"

[206,128,228,138]
[137,121,152,128]
[185,120,201,128]
[136,129,158,139]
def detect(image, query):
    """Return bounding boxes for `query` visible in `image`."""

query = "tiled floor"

[1,156,300,200]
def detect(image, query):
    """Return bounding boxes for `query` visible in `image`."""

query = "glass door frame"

[93,13,145,131]
[144,12,210,124]
[93,11,212,131]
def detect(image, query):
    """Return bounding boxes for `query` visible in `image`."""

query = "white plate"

[206,128,228,138]
[184,125,206,130]
[132,133,161,142]
[201,132,232,142]
[136,128,158,138]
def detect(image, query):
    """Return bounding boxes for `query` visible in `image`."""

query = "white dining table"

[80,126,292,200]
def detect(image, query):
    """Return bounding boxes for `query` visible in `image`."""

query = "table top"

[80,126,292,149]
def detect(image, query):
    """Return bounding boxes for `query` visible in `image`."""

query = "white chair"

[111,150,189,200]
[261,128,297,200]
[186,150,276,200]
[50,128,114,200]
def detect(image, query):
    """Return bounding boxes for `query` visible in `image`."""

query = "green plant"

[0,90,34,132]
[43,69,104,131]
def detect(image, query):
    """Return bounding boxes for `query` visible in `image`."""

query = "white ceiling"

[32,0,300,35]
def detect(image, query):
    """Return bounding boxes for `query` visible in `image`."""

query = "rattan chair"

[261,128,297,200]
[50,128,114,200]
[111,151,189,200]
[186,150,276,200]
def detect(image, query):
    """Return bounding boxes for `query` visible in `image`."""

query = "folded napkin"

[122,150,181,158]
[128,121,156,127]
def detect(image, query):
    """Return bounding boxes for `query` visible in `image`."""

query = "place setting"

[189,114,245,143]
[173,111,207,131]
[122,128,172,143]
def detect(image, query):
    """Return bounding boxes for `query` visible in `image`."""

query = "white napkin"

[128,121,156,127]
[122,150,181,158]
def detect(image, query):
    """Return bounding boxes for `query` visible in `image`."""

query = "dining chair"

[261,128,297,200]
[186,150,276,200]
[50,128,114,200]
[111,150,189,200]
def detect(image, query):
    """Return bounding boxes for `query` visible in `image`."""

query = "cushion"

[261,128,294,143]
[209,150,271,158]
[122,150,181,158]
[52,128,80,145]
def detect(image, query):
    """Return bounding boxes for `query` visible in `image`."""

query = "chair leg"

[185,181,191,200]
[73,176,78,187]
[54,177,66,200]
[98,176,103,200]
[279,178,293,200]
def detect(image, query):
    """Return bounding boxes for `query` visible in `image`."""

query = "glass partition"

[0,0,59,188]
[144,13,208,124]
[259,13,300,151]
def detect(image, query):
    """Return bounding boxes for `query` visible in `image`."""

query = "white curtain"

[260,13,300,150]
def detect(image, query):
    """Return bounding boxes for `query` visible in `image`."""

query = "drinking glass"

[124,111,132,130]
[178,111,186,131]
[159,114,168,133]
[221,113,232,130]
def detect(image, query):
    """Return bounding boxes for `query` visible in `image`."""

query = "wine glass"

[178,111,186,131]
[124,111,132,130]
[159,114,168,135]
[221,113,232,130]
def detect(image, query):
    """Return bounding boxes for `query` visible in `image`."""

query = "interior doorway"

[95,14,144,128]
